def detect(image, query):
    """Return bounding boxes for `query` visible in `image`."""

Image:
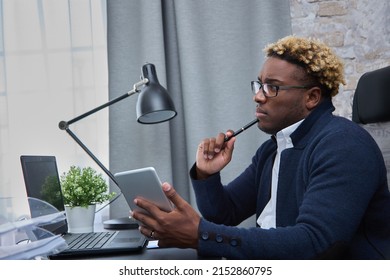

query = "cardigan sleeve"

[190,161,258,226]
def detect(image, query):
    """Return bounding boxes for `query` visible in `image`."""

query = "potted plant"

[60,166,115,233]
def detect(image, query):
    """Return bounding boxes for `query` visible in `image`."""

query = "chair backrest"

[352,66,390,190]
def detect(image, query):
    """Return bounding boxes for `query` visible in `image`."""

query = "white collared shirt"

[257,119,304,229]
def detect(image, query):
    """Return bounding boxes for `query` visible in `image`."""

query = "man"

[132,36,390,259]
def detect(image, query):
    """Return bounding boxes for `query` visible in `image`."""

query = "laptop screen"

[20,155,67,234]
[20,155,65,212]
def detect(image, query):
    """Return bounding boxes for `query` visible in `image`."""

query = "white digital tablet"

[114,167,173,215]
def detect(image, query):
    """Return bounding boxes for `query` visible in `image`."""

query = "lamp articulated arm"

[58,78,148,130]
[58,78,149,185]
[58,62,177,192]
[57,63,177,230]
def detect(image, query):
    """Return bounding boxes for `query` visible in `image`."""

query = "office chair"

[352,65,390,190]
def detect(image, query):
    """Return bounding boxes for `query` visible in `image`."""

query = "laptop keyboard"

[67,232,116,250]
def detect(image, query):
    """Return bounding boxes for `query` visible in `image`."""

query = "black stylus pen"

[224,118,259,142]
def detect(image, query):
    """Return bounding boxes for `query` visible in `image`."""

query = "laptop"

[20,155,147,259]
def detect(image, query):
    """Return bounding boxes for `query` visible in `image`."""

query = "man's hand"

[195,130,235,179]
[132,182,201,249]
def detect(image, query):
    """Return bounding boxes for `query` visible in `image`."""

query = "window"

[0,0,108,220]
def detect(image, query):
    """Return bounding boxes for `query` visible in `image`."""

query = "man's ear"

[305,87,322,110]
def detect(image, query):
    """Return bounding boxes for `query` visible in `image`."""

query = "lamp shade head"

[136,63,177,124]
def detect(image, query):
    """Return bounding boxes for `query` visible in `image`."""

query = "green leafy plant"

[60,166,115,208]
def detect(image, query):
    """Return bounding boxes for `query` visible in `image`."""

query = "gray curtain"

[107,0,292,220]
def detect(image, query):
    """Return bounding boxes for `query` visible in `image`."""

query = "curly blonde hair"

[264,35,346,97]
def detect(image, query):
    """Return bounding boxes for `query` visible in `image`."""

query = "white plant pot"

[65,204,96,233]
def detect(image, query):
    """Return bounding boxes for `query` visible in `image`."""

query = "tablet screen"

[114,167,173,214]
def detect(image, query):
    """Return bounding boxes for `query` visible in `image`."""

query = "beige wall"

[289,0,390,118]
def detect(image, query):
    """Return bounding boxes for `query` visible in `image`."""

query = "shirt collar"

[275,119,304,150]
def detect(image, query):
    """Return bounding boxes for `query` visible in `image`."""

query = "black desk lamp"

[59,63,177,229]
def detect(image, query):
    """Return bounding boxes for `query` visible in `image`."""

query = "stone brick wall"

[289,0,390,119]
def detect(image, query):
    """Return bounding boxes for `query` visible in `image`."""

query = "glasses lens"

[251,81,261,95]
[265,84,278,97]
[251,81,278,97]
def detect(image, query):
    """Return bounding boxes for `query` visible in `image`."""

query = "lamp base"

[103,217,139,230]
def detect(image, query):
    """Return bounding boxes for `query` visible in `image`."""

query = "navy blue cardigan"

[191,99,390,259]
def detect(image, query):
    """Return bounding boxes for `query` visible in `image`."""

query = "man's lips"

[256,109,267,118]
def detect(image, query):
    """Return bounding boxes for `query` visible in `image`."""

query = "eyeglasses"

[251,80,312,98]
